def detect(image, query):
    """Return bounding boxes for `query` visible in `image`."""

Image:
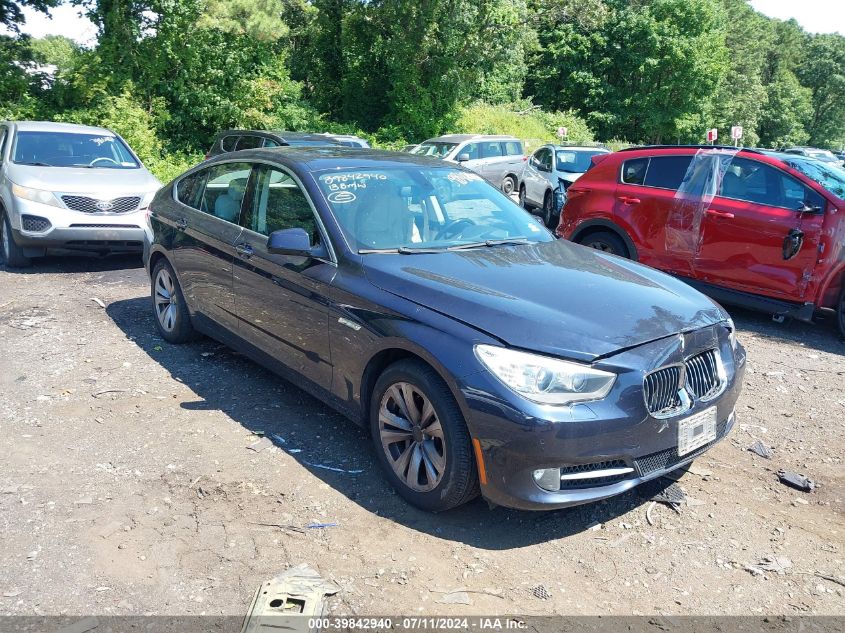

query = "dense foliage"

[2,0,845,181]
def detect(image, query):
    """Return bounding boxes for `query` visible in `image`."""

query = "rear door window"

[175,170,208,210]
[621,158,648,185]
[720,157,827,210]
[235,135,263,151]
[198,162,253,222]
[643,156,693,190]
[263,138,282,148]
[480,141,504,158]
[220,136,238,152]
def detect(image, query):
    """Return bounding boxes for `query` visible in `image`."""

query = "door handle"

[175,217,187,231]
[706,209,735,219]
[235,243,254,259]
[617,196,641,204]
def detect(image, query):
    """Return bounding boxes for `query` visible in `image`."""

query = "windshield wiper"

[16,161,53,167]
[447,238,533,250]
[359,246,444,254]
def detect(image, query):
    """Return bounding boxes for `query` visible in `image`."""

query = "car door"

[694,157,825,301]
[232,164,334,389]
[613,154,695,276]
[168,161,251,331]
[476,140,508,184]
[523,148,549,205]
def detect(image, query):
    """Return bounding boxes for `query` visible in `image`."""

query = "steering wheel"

[90,157,119,166]
[435,218,477,240]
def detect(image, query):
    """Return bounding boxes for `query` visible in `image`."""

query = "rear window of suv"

[620,155,693,191]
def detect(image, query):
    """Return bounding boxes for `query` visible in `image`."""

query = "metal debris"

[531,584,552,600]
[303,461,363,474]
[90,297,106,309]
[240,564,339,633]
[777,470,815,492]
[747,440,773,459]
[247,437,275,453]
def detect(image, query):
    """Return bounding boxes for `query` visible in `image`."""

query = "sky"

[9,0,845,45]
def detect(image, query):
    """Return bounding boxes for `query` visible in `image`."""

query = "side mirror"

[267,227,313,256]
[457,153,471,162]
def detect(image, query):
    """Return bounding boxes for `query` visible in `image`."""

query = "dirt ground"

[0,254,843,618]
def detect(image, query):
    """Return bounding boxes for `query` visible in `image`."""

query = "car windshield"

[805,150,838,163]
[556,149,606,173]
[315,167,552,252]
[782,157,845,199]
[12,131,140,168]
[410,142,458,159]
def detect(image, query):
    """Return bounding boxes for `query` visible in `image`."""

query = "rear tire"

[579,230,629,258]
[0,211,32,268]
[501,175,517,196]
[151,259,196,344]
[370,359,479,512]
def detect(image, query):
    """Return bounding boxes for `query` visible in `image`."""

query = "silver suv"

[0,121,161,267]
[519,144,610,227]
[411,134,525,194]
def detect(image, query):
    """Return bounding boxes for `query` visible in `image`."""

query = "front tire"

[837,284,845,339]
[541,191,555,229]
[370,359,479,512]
[579,231,629,258]
[151,259,196,343]
[519,185,530,210]
[0,211,32,268]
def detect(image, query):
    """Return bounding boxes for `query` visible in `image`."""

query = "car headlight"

[140,191,156,209]
[11,183,62,208]
[475,345,616,405]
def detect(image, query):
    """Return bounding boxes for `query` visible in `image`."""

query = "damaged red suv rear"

[557,146,845,336]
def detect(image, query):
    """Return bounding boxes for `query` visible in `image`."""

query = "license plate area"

[677,406,717,456]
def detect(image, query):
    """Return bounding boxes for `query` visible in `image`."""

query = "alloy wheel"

[378,382,446,492]
[154,267,178,333]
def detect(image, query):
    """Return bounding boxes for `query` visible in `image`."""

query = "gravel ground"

[0,254,843,617]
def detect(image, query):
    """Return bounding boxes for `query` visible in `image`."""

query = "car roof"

[547,145,610,152]
[6,120,116,135]
[421,134,519,143]
[205,146,454,171]
[217,129,335,141]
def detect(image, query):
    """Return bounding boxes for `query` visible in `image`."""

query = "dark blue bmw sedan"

[143,148,746,512]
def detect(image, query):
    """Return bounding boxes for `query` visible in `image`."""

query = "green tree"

[797,33,845,148]
[1,0,58,31]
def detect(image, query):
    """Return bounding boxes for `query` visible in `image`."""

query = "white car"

[519,144,610,228]
[411,134,525,194]
[0,121,161,267]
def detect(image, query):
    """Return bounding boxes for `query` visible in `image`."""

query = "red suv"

[558,145,845,336]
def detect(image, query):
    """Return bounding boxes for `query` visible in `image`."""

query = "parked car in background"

[781,147,843,166]
[317,133,370,148]
[0,121,161,268]
[144,147,744,512]
[401,144,420,153]
[411,134,525,195]
[558,144,845,336]
[206,130,342,158]
[519,144,610,228]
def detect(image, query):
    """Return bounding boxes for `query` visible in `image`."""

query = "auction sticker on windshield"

[677,406,717,456]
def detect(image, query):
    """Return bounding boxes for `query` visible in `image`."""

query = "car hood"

[8,164,161,195]
[558,172,583,185]
[363,240,726,362]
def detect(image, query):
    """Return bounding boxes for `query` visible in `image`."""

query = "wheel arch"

[569,219,639,261]
[814,262,845,309]
[358,344,468,429]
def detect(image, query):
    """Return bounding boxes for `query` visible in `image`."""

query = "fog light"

[533,468,561,492]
